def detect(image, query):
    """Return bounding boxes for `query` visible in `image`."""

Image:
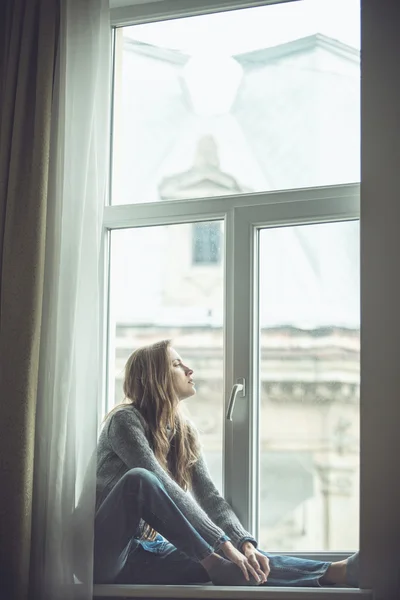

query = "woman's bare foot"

[201,553,260,586]
[319,559,347,585]
[201,553,222,572]
[320,554,359,587]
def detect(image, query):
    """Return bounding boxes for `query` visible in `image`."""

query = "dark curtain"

[0,0,59,597]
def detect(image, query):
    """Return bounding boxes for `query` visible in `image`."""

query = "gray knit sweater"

[95,405,257,550]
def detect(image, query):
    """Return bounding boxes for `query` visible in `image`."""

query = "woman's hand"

[220,541,265,583]
[241,542,270,583]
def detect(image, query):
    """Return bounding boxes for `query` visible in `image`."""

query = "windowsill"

[92,584,373,599]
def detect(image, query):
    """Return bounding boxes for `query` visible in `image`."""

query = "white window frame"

[103,184,362,594]
[104,184,360,557]
[110,0,295,27]
[228,188,360,542]
[97,1,400,598]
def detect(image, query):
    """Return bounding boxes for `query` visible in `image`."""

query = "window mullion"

[227,211,254,533]
[104,184,360,230]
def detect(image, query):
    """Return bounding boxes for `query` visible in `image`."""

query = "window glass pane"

[192,222,221,265]
[112,0,360,205]
[108,222,224,491]
[258,220,359,552]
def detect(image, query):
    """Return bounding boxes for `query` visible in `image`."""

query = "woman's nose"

[186,366,193,376]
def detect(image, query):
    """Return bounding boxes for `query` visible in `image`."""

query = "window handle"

[226,378,246,421]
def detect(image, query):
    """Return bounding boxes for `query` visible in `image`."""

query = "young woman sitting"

[88,340,360,587]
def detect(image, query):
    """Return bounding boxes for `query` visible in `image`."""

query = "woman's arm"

[190,451,258,550]
[106,407,227,550]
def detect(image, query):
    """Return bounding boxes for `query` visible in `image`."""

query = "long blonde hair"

[106,339,200,490]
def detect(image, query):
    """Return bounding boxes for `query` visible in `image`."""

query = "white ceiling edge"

[110,0,164,8]
[110,0,283,27]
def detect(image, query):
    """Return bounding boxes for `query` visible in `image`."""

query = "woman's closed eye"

[173,360,191,375]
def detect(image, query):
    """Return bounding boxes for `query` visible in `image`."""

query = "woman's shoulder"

[104,403,148,434]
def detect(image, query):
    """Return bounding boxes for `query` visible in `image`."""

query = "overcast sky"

[124,0,360,55]
[115,0,360,328]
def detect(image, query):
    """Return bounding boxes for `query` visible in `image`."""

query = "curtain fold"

[29,1,111,599]
[0,1,59,598]
[0,0,110,598]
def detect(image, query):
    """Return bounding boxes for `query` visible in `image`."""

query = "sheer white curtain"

[30,1,110,599]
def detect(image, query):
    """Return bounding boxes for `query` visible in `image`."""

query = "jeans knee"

[124,467,161,489]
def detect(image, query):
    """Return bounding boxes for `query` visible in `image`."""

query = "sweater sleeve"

[190,451,258,550]
[107,408,226,549]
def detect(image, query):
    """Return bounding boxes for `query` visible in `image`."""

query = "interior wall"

[360,0,400,597]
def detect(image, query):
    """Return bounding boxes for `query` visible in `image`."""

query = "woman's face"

[169,347,196,401]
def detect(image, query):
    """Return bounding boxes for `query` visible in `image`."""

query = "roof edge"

[234,33,360,66]
[123,32,360,67]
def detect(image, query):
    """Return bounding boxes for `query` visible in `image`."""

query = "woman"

[92,340,359,587]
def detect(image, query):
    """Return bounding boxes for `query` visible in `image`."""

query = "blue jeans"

[93,468,330,586]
